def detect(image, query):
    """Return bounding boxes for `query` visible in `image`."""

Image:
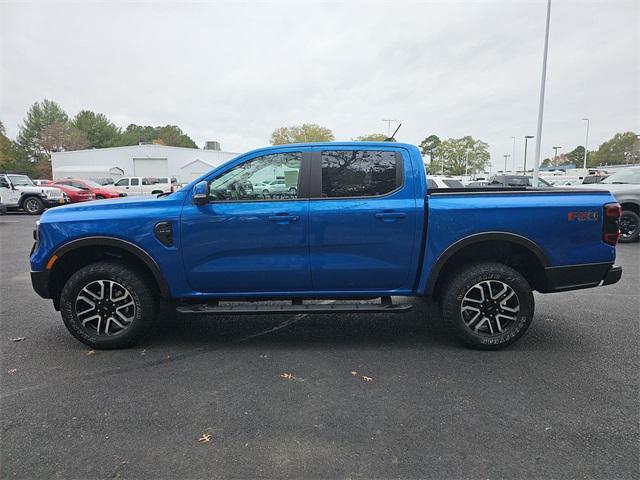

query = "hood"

[16,185,64,197]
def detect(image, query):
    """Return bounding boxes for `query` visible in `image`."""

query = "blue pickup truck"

[30,142,623,350]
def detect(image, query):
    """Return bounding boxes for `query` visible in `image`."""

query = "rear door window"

[320,150,400,198]
[131,178,140,186]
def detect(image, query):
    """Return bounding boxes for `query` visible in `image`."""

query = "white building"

[51,144,240,183]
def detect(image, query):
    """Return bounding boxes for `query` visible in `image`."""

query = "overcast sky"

[1,0,638,170]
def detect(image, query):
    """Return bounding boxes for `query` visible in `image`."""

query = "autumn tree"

[17,99,68,160]
[0,121,33,175]
[270,124,334,145]
[354,133,387,142]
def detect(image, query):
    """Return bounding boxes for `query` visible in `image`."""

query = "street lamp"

[503,154,511,173]
[523,135,534,173]
[511,136,516,171]
[582,118,590,168]
[553,146,562,164]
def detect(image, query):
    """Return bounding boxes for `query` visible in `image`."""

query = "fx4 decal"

[568,211,599,221]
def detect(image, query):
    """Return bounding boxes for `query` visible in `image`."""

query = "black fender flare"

[51,236,171,298]
[424,232,550,295]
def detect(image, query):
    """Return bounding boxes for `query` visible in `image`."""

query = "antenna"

[385,123,402,142]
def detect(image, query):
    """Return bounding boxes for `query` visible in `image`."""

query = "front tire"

[22,196,45,215]
[439,262,534,350]
[619,210,640,243]
[95,195,105,200]
[59,261,158,349]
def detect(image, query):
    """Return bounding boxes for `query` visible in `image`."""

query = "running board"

[176,297,412,315]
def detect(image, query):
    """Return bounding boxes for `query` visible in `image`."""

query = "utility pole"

[511,136,516,172]
[552,146,562,164]
[532,0,552,185]
[582,118,590,168]
[524,135,534,173]
[382,119,396,137]
[503,154,511,172]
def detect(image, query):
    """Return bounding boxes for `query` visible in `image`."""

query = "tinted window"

[131,178,140,186]
[208,152,301,201]
[115,179,129,187]
[321,150,399,198]
[443,179,464,188]
[427,179,438,189]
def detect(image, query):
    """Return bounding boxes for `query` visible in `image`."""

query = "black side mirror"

[192,181,209,206]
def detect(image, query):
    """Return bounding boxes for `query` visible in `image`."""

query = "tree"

[17,100,68,160]
[39,122,89,157]
[270,124,334,145]
[589,131,638,167]
[71,110,121,148]
[429,136,490,176]
[115,124,197,148]
[565,145,585,167]
[419,134,441,157]
[0,121,33,175]
[540,158,551,168]
[354,133,387,142]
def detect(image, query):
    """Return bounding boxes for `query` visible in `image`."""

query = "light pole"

[523,135,534,173]
[532,0,552,186]
[503,154,511,172]
[553,146,562,165]
[582,118,590,168]
[511,136,516,172]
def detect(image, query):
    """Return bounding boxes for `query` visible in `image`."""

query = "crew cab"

[1,173,66,214]
[30,143,623,350]
[113,177,172,196]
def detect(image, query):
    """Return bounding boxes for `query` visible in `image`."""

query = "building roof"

[52,144,237,156]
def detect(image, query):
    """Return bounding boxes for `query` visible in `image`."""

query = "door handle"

[375,211,406,221]
[268,214,299,223]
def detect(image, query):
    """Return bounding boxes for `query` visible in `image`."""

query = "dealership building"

[51,142,239,183]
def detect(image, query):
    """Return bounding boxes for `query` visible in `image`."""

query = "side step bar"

[176,297,413,315]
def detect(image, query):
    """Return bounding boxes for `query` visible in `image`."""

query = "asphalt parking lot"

[1,213,638,479]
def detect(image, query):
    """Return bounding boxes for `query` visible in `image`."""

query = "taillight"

[603,203,621,245]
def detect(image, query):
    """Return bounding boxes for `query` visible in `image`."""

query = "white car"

[252,179,298,196]
[113,177,172,196]
[427,176,465,189]
[0,174,66,215]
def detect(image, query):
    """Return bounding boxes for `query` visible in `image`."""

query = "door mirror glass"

[0,178,9,189]
[193,181,209,205]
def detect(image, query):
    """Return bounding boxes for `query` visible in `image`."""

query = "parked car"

[47,183,96,203]
[488,175,553,187]
[582,174,609,184]
[151,177,180,193]
[91,177,115,186]
[33,179,52,186]
[573,167,640,242]
[466,180,490,187]
[0,194,6,215]
[30,142,622,351]
[0,173,66,215]
[49,179,126,199]
[252,179,298,196]
[426,176,465,188]
[113,177,172,196]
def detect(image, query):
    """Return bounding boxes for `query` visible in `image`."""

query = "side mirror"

[192,181,209,205]
[0,179,9,189]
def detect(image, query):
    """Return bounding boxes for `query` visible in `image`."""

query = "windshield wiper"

[610,182,629,184]
[156,191,173,198]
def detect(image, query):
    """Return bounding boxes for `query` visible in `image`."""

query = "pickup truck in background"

[30,142,623,350]
[113,176,174,196]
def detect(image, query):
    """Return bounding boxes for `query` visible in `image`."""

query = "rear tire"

[619,210,640,243]
[439,261,534,350]
[22,196,44,215]
[59,261,158,349]
[95,195,105,200]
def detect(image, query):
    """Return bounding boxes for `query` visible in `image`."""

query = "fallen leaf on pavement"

[362,376,373,382]
[8,369,17,374]
[281,372,296,380]
[85,350,96,356]
[198,433,213,443]
[9,337,25,342]
[350,371,358,376]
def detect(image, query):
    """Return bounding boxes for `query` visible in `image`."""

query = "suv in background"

[0,173,66,214]
[488,175,552,188]
[113,177,172,196]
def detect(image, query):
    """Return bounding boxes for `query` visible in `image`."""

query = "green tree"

[270,124,334,145]
[589,131,638,167]
[39,122,89,156]
[17,99,68,160]
[71,110,121,148]
[565,145,585,167]
[419,134,441,156]
[0,121,34,175]
[540,158,552,168]
[354,133,387,142]
[430,136,490,176]
[115,124,197,148]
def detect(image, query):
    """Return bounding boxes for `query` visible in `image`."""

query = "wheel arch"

[48,237,171,308]
[425,232,550,297]
[619,201,639,215]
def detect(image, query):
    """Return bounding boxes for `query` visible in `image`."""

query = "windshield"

[8,175,35,187]
[83,180,102,188]
[602,169,640,184]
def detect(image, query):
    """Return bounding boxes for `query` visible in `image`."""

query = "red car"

[46,182,96,203]
[49,179,126,199]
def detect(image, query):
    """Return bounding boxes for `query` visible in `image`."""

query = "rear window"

[443,179,464,188]
[321,150,400,198]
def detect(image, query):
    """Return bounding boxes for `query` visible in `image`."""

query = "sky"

[1,0,639,171]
